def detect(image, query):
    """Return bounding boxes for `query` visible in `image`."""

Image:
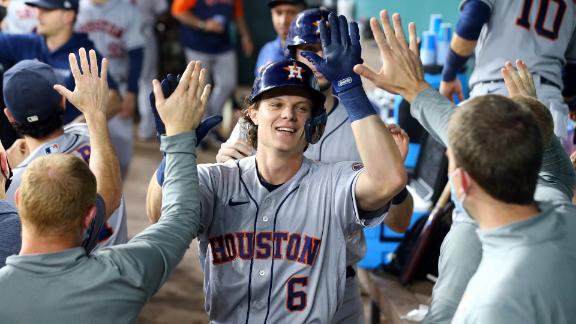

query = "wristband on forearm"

[392,187,409,205]
[332,74,363,94]
[442,48,469,82]
[338,86,377,122]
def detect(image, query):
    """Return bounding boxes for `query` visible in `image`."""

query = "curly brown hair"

[240,99,260,149]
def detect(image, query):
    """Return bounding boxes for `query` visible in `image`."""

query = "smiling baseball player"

[217,9,414,323]
[146,13,407,323]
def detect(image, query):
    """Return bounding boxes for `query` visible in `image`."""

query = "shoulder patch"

[351,162,364,171]
[44,143,60,155]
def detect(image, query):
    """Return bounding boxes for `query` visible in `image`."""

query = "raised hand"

[53,48,109,119]
[353,11,429,103]
[149,70,222,144]
[151,61,212,136]
[300,12,363,94]
[501,59,536,98]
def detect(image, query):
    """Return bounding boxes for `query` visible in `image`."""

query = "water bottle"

[436,23,452,66]
[420,31,437,66]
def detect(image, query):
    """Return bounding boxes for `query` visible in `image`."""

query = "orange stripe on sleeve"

[171,0,197,16]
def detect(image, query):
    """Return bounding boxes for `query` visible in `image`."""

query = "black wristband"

[442,49,469,82]
[392,187,409,205]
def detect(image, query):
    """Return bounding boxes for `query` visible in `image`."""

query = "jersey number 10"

[516,0,567,40]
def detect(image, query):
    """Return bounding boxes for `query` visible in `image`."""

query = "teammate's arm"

[146,171,162,223]
[439,0,491,102]
[108,61,210,298]
[302,13,406,212]
[171,0,224,33]
[116,48,143,119]
[54,48,122,218]
[232,0,253,57]
[382,124,414,232]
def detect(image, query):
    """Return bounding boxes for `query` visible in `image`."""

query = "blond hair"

[19,154,96,234]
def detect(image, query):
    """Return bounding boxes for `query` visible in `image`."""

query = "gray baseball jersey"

[196,156,387,323]
[6,123,128,248]
[228,99,366,265]
[452,202,576,324]
[3,0,37,34]
[227,100,367,323]
[469,0,576,90]
[75,0,146,85]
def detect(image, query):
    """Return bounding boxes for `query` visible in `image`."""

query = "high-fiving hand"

[300,12,363,94]
[501,59,536,98]
[353,11,429,103]
[151,61,212,136]
[53,48,109,120]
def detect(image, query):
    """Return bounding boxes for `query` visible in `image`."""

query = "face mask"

[449,171,467,215]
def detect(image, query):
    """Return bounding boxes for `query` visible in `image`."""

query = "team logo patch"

[44,143,60,155]
[312,17,326,35]
[284,63,305,80]
[351,162,364,171]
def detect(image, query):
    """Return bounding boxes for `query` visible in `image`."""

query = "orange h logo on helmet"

[284,63,305,80]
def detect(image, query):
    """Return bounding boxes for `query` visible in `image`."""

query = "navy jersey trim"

[318,117,348,161]
[263,186,301,324]
[236,161,260,324]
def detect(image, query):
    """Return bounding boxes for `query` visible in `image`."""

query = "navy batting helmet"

[285,8,331,49]
[248,59,327,144]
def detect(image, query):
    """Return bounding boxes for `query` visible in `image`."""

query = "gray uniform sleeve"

[458,305,529,324]
[535,137,576,203]
[95,132,201,297]
[332,163,388,234]
[410,88,456,147]
[422,222,482,324]
[124,8,146,50]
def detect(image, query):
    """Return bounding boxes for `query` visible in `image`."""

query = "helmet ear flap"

[305,110,327,144]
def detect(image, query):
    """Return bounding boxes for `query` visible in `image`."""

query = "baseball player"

[353,11,576,323]
[76,0,145,177]
[1,0,37,33]
[3,58,128,249]
[0,52,208,322]
[0,0,122,125]
[147,13,408,322]
[217,8,414,324]
[439,0,576,143]
[254,0,306,77]
[126,0,168,141]
[171,0,253,120]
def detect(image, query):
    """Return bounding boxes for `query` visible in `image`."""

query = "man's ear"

[458,168,472,196]
[82,205,97,231]
[4,108,15,123]
[249,106,259,126]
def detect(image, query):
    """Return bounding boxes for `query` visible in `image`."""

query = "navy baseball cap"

[268,0,307,8]
[3,60,62,125]
[25,0,79,12]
